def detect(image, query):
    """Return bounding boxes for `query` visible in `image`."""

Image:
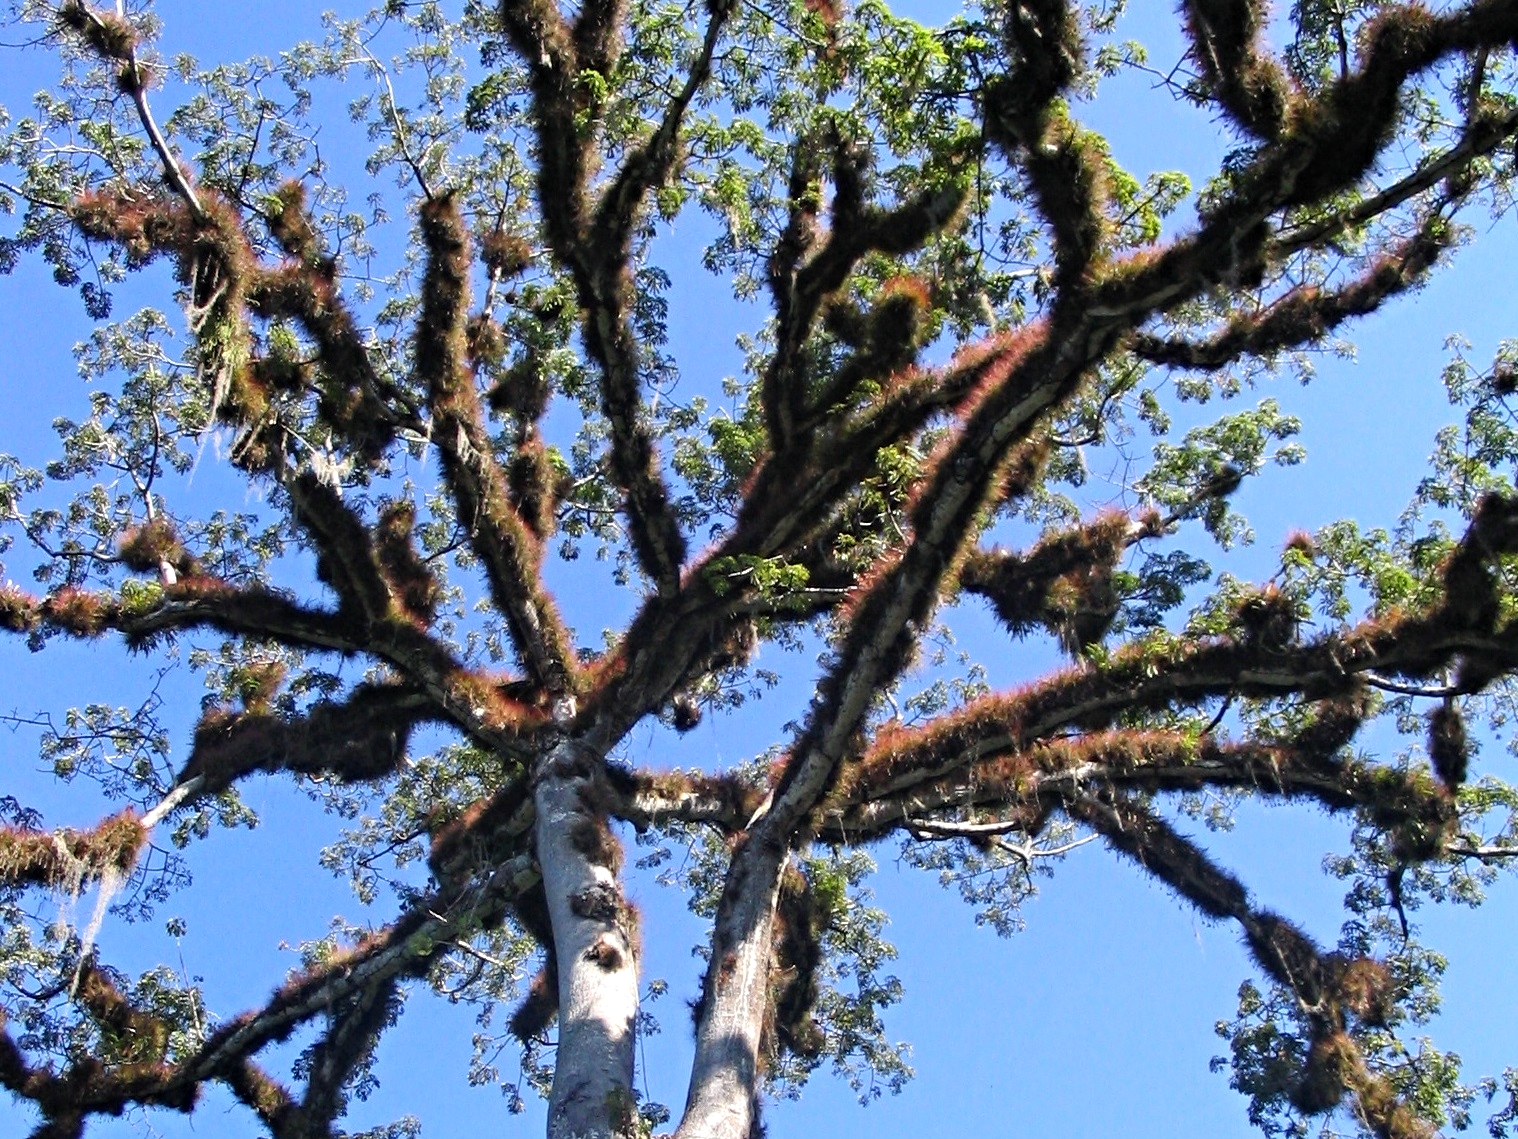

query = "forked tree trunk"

[535,745,641,1139]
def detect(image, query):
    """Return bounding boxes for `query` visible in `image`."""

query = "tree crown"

[3,1,1518,1137]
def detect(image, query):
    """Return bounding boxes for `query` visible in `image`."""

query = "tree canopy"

[3,0,1518,1137]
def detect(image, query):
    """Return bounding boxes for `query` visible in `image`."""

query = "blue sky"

[2,1,1516,1137]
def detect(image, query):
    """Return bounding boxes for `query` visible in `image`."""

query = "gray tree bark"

[536,744,641,1139]
[673,830,786,1139]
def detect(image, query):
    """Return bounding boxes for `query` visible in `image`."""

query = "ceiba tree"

[3,0,1518,1136]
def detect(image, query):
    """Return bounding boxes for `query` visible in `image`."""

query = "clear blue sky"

[1,2,1515,1137]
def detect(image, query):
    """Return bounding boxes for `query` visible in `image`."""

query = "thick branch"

[498,0,690,592]
[0,809,145,892]
[0,575,542,760]
[982,0,1109,293]
[1180,0,1296,138]
[831,619,1515,820]
[415,194,579,697]
[182,683,436,793]
[295,977,399,1135]
[591,6,730,256]
[763,130,967,450]
[830,711,1454,848]
[959,508,1162,651]
[1133,213,1454,371]
[675,831,785,1139]
[152,861,531,1114]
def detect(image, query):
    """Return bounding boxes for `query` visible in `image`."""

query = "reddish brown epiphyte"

[266,182,318,260]
[0,584,39,632]
[487,357,552,422]
[1234,585,1301,652]
[1292,1030,1357,1115]
[69,190,184,269]
[465,314,507,369]
[1427,700,1470,789]
[802,0,841,28]
[480,230,533,279]
[670,692,702,733]
[118,518,201,579]
[1181,0,1296,138]
[1284,529,1318,559]
[507,435,562,539]
[0,809,145,890]
[57,0,138,61]
[43,587,116,637]
[508,965,559,1041]
[1332,955,1395,1027]
[374,500,441,626]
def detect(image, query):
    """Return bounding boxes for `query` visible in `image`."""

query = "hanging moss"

[0,810,144,890]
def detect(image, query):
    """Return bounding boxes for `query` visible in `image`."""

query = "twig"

[1447,840,1518,862]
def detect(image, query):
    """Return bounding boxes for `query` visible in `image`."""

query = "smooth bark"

[674,831,786,1139]
[536,744,641,1139]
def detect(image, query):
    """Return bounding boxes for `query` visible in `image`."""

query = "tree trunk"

[535,744,641,1139]
[673,831,785,1139]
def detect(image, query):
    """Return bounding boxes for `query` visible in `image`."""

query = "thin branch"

[1364,672,1460,698]
[127,73,202,217]
[905,816,1099,867]
[1446,840,1518,862]
[364,47,436,200]
[1278,106,1518,254]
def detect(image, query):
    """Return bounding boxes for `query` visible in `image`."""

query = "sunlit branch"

[614,769,766,832]
[1446,840,1518,862]
[841,706,1459,843]
[1363,672,1461,698]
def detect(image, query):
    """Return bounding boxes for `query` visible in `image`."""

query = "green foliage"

[2,0,1518,1136]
